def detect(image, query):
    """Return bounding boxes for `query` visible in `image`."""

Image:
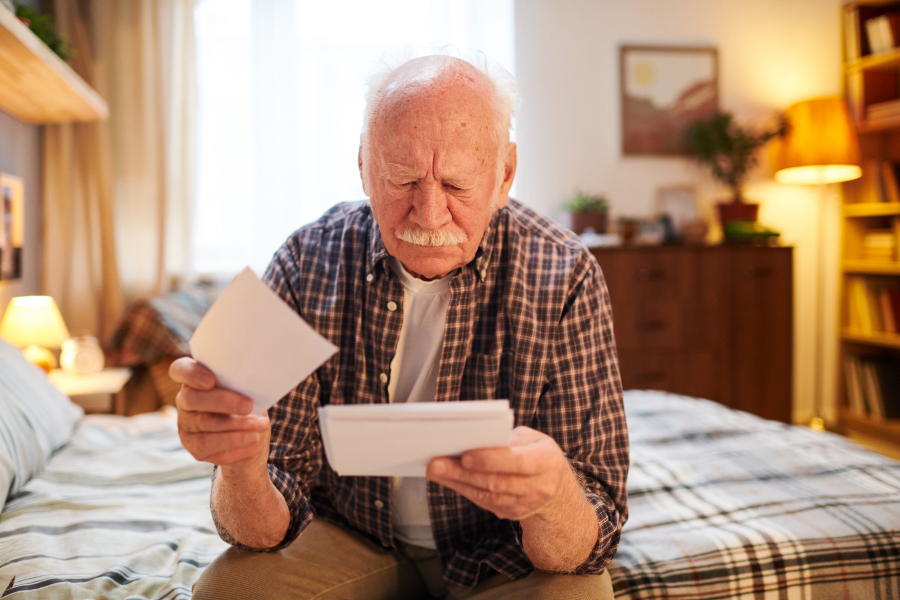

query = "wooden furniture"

[0,6,107,123]
[591,245,793,423]
[49,368,132,414]
[839,1,900,448]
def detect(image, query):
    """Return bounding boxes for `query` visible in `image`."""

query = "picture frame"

[655,184,699,232]
[0,173,24,281]
[620,45,719,155]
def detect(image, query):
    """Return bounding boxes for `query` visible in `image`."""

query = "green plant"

[15,4,74,62]
[686,112,785,203]
[564,192,609,213]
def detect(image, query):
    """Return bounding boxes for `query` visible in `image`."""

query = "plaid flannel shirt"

[213,199,629,588]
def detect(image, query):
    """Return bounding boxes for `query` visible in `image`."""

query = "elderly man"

[173,55,628,600]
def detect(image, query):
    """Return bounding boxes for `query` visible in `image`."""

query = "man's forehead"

[382,161,477,180]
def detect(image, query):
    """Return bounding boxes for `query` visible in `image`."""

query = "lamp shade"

[773,97,862,185]
[0,296,70,349]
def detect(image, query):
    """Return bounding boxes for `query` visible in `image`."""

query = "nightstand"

[48,368,132,414]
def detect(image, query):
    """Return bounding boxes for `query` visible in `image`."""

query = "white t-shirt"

[387,257,453,549]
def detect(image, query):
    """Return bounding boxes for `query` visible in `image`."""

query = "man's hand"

[425,426,571,521]
[426,426,599,572]
[170,357,270,469]
[170,357,289,549]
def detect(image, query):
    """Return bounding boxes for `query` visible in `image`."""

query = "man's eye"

[399,182,414,187]
[445,184,462,191]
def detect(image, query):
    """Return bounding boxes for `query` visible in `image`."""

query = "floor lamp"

[773,97,862,430]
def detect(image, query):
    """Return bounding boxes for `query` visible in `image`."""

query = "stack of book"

[844,355,900,419]
[847,276,900,334]
[859,160,900,203]
[865,12,900,53]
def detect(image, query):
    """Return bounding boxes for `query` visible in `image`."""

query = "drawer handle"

[635,320,666,332]
[633,372,666,383]
[635,268,666,281]
[742,266,772,279]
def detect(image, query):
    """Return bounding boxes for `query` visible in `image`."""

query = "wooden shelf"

[839,408,900,439]
[842,202,900,216]
[842,328,900,349]
[842,260,900,274]
[0,6,107,123]
[847,46,900,71]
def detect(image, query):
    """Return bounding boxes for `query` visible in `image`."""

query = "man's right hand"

[170,357,271,468]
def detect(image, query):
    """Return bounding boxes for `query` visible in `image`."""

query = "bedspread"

[0,408,228,599]
[611,390,900,599]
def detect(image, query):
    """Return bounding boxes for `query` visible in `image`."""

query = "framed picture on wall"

[620,45,719,155]
[0,173,24,281]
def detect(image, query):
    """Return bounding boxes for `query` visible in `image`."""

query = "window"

[193,0,515,275]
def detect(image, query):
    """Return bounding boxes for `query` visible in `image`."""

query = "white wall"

[514,0,844,424]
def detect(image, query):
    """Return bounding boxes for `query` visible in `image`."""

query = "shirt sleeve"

[537,255,629,573]
[209,245,325,551]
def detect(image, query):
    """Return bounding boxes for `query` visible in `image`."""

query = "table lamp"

[0,295,70,373]
[772,97,862,431]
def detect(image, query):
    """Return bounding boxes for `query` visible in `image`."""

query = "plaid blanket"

[610,390,900,599]
[1,392,897,598]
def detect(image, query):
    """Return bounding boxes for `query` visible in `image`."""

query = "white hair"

[360,49,518,153]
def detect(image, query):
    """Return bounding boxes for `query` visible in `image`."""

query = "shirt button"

[387,301,398,312]
[379,372,388,384]
[366,273,374,283]
[374,499,384,509]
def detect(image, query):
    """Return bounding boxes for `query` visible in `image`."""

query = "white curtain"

[193,0,516,275]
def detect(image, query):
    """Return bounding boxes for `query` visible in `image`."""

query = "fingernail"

[430,461,446,476]
[244,432,259,444]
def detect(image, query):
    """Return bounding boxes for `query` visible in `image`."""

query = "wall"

[514,0,844,424]
[0,109,43,317]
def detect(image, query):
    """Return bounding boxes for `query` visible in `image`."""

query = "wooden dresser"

[591,245,794,423]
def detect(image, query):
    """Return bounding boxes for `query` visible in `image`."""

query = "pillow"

[0,338,83,507]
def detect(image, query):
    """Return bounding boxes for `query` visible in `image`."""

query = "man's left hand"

[426,426,575,521]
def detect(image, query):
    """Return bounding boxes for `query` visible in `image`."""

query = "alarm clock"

[60,336,105,375]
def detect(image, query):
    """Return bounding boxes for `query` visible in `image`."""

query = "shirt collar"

[366,204,503,280]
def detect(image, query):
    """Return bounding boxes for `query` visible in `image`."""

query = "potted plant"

[685,112,785,228]
[565,192,610,235]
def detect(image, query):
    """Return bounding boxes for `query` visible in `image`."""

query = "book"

[868,283,884,332]
[862,229,897,261]
[844,356,867,415]
[881,288,898,333]
[867,15,892,53]
[881,161,900,203]
[851,277,874,332]
[868,99,900,121]
[862,360,885,419]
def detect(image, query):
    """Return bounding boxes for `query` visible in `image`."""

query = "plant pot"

[571,211,608,235]
[716,201,758,225]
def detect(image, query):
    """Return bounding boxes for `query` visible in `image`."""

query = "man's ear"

[358,144,369,196]
[496,142,517,210]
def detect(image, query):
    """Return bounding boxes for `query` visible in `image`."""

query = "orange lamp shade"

[773,97,862,185]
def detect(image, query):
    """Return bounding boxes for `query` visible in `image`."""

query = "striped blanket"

[1,392,898,599]
[0,408,227,599]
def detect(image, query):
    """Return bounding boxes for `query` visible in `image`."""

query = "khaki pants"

[193,519,614,600]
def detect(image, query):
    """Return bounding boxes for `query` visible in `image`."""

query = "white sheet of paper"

[189,267,338,415]
[318,400,514,477]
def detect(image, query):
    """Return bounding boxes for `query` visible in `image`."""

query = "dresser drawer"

[618,349,721,401]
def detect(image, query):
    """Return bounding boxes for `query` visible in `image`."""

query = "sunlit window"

[193,0,515,275]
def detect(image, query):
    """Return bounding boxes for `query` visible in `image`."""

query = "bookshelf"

[841,1,900,449]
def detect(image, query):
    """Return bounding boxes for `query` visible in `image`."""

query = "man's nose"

[410,183,452,229]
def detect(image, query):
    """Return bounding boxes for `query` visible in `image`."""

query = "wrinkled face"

[360,74,516,280]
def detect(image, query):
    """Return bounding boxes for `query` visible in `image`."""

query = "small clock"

[60,336,105,375]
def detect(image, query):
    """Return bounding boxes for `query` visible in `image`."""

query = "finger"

[177,385,254,415]
[180,430,262,462]
[509,426,547,447]
[431,459,534,497]
[178,410,268,434]
[459,439,559,475]
[430,472,544,520]
[170,357,216,390]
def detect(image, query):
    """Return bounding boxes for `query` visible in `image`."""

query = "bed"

[1,341,899,599]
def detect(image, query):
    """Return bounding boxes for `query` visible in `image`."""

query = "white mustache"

[395,224,468,247]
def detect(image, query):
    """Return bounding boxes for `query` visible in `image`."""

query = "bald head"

[361,55,517,157]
